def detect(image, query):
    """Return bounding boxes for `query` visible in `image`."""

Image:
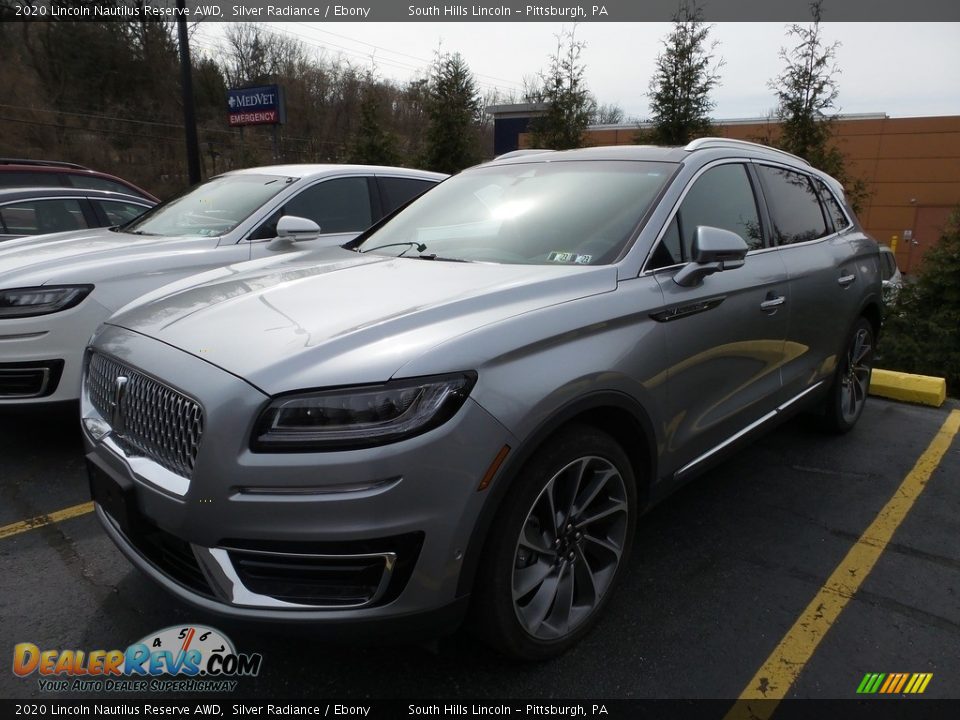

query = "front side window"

[0,198,89,235]
[122,174,293,238]
[96,200,149,226]
[356,161,674,265]
[648,163,762,270]
[250,177,374,240]
[757,165,829,245]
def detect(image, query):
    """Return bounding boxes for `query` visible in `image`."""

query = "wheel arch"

[860,298,882,339]
[455,391,658,599]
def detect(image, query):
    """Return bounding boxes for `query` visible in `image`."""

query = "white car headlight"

[252,373,477,451]
[0,285,93,319]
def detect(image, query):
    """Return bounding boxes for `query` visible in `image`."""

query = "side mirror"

[276,215,322,242]
[673,226,749,287]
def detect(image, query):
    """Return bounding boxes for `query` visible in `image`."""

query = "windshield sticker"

[547,252,592,264]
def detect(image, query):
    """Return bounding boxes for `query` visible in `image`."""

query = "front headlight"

[251,372,477,452]
[0,285,93,318]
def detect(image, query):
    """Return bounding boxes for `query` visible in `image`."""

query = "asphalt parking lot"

[1,396,958,703]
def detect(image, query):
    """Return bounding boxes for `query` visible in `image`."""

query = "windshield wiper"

[127,230,160,236]
[413,254,473,263]
[361,241,427,255]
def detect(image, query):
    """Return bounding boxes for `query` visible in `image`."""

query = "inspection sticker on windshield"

[548,252,592,264]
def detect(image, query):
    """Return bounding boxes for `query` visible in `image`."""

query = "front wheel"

[821,317,874,433]
[473,425,637,660]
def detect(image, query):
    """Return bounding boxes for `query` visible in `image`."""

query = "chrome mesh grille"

[87,353,203,479]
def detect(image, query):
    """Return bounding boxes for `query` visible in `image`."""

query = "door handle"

[760,295,786,311]
[838,273,856,287]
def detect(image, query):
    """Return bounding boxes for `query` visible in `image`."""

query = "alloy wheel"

[511,455,629,641]
[840,326,873,424]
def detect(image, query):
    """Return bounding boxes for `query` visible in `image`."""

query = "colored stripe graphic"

[856,672,932,694]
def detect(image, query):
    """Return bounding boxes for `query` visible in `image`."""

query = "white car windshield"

[121,174,295,237]
[357,160,675,265]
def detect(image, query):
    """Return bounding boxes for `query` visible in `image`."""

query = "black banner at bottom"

[2,699,960,720]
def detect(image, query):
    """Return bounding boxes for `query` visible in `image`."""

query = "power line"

[196,24,521,98]
[0,102,344,146]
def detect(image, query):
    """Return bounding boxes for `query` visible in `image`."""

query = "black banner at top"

[2,0,959,22]
[2,699,960,720]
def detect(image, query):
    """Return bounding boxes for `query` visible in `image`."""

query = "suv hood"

[107,248,617,394]
[0,227,217,286]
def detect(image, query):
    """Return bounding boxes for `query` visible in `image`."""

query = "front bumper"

[0,295,113,404]
[82,324,516,625]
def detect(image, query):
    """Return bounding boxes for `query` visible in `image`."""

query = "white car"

[879,244,903,303]
[0,164,444,405]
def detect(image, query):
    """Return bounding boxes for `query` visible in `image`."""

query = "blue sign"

[227,85,285,126]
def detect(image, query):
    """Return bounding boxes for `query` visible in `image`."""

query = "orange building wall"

[521,116,960,272]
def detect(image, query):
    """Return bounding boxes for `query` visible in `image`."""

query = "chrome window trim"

[0,195,91,206]
[96,198,151,210]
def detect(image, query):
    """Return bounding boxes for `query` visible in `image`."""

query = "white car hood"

[0,227,220,287]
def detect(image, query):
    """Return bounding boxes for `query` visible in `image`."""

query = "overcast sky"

[194,22,960,121]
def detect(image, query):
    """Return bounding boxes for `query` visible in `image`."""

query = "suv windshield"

[356,160,674,265]
[122,174,294,237]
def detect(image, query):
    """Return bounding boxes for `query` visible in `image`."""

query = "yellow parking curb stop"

[869,369,947,408]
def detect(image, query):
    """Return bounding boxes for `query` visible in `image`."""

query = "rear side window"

[379,177,436,215]
[756,165,829,245]
[880,251,897,281]
[649,163,762,270]
[67,174,137,196]
[0,198,89,235]
[816,179,850,232]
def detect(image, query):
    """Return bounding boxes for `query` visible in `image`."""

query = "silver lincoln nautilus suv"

[82,140,882,660]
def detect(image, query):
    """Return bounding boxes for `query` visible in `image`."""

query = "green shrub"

[877,208,960,396]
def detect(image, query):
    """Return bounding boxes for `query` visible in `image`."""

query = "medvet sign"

[227,85,286,126]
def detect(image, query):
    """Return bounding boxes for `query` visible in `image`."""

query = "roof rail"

[494,149,555,160]
[683,138,810,166]
[0,158,89,170]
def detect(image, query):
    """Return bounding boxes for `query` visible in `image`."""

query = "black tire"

[472,424,637,661]
[821,316,875,433]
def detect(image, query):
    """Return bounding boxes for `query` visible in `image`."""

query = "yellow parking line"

[726,408,960,719]
[0,501,95,541]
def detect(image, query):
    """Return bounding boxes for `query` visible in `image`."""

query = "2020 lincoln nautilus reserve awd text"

[82,140,882,660]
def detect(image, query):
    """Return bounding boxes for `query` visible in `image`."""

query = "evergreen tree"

[529,28,593,150]
[347,82,400,166]
[645,1,723,145]
[768,0,869,211]
[878,210,960,395]
[424,51,482,174]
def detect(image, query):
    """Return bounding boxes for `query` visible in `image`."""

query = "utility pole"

[176,0,202,186]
